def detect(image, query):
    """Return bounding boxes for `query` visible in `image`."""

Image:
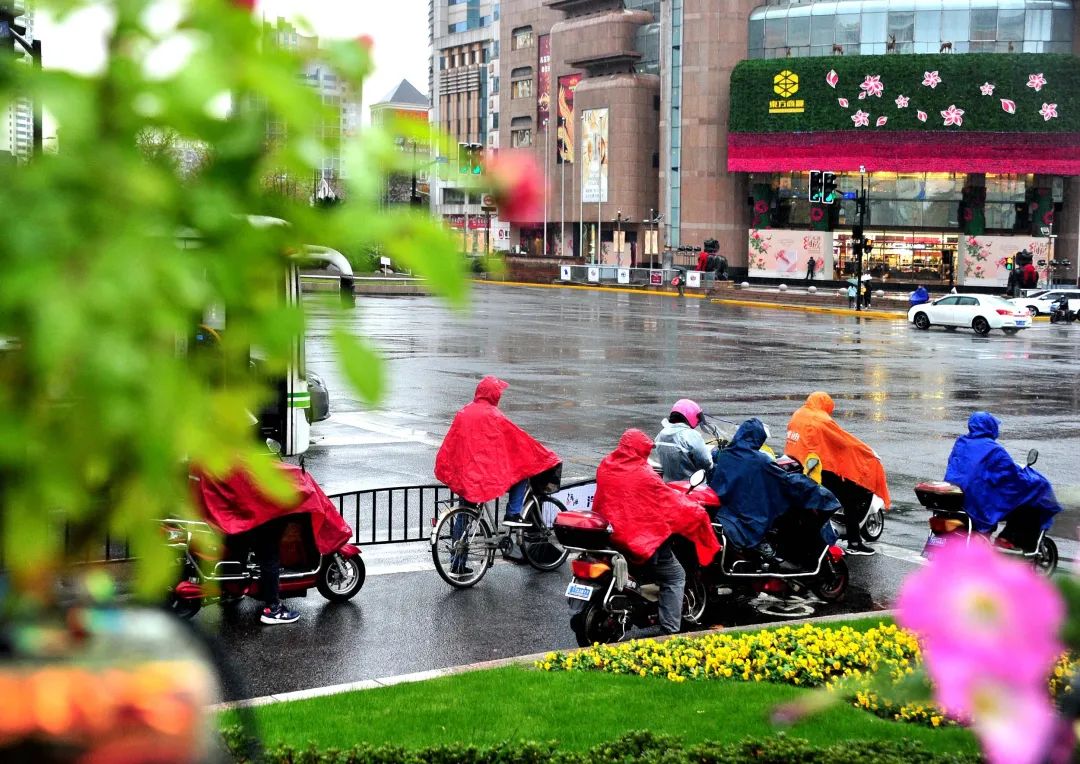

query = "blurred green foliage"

[0,0,473,601]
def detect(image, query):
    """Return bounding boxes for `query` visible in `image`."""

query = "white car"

[908,294,1032,336]
[1009,289,1080,316]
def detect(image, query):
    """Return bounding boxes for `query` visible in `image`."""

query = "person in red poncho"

[592,429,720,635]
[435,376,561,527]
[785,391,890,557]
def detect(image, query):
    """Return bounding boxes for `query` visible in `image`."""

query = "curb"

[478,279,707,299]
[212,607,896,712]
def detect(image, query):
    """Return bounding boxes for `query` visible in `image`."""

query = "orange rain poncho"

[785,391,891,507]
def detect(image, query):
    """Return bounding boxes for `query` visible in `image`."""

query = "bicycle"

[430,484,569,587]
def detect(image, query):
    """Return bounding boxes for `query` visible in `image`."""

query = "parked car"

[307,372,330,422]
[908,294,1032,336]
[1009,289,1080,316]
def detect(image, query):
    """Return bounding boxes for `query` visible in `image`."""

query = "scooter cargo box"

[553,511,613,550]
[914,481,966,511]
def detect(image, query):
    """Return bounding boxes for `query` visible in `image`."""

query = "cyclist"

[435,376,561,528]
[654,398,714,483]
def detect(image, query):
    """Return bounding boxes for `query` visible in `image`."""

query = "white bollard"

[808,286,817,294]
[778,283,788,291]
[739,281,750,289]
[875,289,885,297]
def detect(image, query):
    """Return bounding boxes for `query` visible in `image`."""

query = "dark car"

[307,372,330,423]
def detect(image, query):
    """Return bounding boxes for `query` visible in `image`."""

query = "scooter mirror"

[1026,448,1039,467]
[265,438,283,455]
[688,469,707,492]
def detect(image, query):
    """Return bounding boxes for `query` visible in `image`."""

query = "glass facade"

[749,0,1073,58]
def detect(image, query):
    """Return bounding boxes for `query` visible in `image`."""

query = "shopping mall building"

[497,0,1080,287]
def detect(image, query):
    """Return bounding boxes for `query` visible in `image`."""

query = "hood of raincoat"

[592,429,720,566]
[193,462,353,555]
[709,419,840,549]
[435,377,560,504]
[785,391,890,508]
[944,413,1060,532]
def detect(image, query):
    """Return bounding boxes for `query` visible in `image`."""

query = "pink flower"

[860,74,884,98]
[1001,99,1017,114]
[838,97,849,107]
[875,116,888,127]
[754,200,769,214]
[232,0,256,7]
[980,82,996,96]
[1040,102,1058,121]
[916,110,927,122]
[894,94,909,108]
[485,150,545,223]
[357,34,375,52]
[810,206,825,222]
[1027,73,1047,92]
[939,676,1056,764]
[858,91,867,100]
[922,70,942,88]
[851,110,870,127]
[941,104,965,127]
[826,69,839,88]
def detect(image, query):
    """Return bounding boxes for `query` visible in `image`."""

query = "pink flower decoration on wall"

[1039,102,1058,121]
[1001,99,1016,114]
[894,94,909,108]
[922,70,942,88]
[838,97,849,107]
[1027,73,1047,92]
[916,110,927,122]
[860,74,884,97]
[851,110,870,127]
[876,116,888,126]
[979,82,995,96]
[941,104,965,127]
[826,69,839,88]
[858,91,867,100]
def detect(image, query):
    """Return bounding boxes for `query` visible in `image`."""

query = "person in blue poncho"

[909,285,929,308]
[944,412,1061,549]
[708,418,842,566]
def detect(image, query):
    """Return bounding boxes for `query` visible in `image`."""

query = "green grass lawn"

[223,665,977,754]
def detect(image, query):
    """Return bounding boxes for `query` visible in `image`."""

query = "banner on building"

[959,235,1049,287]
[747,230,832,278]
[557,74,582,164]
[537,35,551,126]
[581,108,609,203]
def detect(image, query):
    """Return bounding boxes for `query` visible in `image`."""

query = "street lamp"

[543,118,550,257]
[613,210,633,267]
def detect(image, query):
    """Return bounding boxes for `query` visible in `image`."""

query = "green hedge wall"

[730,53,1080,134]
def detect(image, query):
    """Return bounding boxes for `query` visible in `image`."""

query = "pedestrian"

[847,283,856,308]
[1005,267,1021,298]
[908,285,929,308]
[862,279,872,308]
[806,256,817,280]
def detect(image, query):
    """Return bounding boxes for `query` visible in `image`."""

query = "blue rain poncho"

[709,418,842,549]
[943,412,1061,533]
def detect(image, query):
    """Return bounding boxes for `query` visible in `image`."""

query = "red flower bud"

[485,150,544,223]
[357,35,375,52]
[232,0,256,10]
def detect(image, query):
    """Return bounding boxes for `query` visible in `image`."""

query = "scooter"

[914,448,1058,576]
[778,452,886,543]
[163,513,365,619]
[558,470,848,646]
[1049,295,1076,324]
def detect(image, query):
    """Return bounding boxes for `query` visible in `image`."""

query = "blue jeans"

[507,479,528,517]
[650,540,686,634]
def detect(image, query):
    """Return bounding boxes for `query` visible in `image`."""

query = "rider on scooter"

[435,376,561,527]
[654,399,714,482]
[944,412,1061,549]
[709,418,841,568]
[785,392,890,557]
[592,429,720,635]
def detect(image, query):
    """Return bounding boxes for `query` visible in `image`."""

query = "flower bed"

[538,622,1075,728]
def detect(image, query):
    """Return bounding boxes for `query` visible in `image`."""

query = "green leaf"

[332,328,385,404]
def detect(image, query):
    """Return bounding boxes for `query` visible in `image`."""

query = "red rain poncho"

[434,376,561,503]
[193,462,353,555]
[592,429,720,566]
[785,391,891,507]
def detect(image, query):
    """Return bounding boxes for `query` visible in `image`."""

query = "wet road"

[213,284,1080,700]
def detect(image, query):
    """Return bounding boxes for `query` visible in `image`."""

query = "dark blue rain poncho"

[909,286,930,307]
[709,419,842,549]
[944,412,1061,533]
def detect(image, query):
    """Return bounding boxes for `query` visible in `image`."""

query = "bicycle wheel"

[521,496,570,572]
[431,506,494,588]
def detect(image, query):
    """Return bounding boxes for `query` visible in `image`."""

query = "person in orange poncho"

[592,429,720,634]
[785,391,890,556]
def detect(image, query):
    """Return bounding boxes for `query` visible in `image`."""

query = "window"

[970,9,997,41]
[835,14,860,45]
[449,20,468,33]
[511,128,532,148]
[511,67,533,99]
[998,8,1025,41]
[512,26,534,50]
[490,76,499,94]
[935,296,960,306]
[957,297,979,306]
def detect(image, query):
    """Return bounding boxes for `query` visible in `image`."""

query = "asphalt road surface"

[211,284,1080,700]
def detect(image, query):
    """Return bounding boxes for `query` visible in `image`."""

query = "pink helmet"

[670,399,703,429]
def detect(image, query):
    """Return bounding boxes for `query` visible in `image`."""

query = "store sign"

[650,271,663,285]
[769,70,804,115]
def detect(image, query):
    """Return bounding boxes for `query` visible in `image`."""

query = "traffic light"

[458,143,469,174]
[809,170,822,203]
[822,172,838,205]
[469,143,483,175]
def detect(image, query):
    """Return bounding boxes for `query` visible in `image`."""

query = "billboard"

[581,108,609,203]
[556,74,582,164]
[537,35,551,126]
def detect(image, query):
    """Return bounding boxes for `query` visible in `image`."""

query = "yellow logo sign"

[770,70,804,114]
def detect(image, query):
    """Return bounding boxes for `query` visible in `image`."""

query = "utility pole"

[854,168,868,312]
[543,119,549,257]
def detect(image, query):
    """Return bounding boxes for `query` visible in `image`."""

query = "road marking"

[873,541,928,566]
[327,412,443,447]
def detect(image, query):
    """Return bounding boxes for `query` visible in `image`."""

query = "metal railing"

[558,264,717,288]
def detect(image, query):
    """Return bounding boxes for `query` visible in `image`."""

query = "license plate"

[565,581,595,601]
[926,534,946,547]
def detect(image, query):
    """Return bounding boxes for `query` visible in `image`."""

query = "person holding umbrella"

[847,280,857,308]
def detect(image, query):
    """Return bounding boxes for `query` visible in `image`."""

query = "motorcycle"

[777,452,886,543]
[1049,294,1077,324]
[163,514,365,619]
[914,448,1059,576]
[557,470,848,646]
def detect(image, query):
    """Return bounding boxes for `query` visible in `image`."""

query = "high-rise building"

[429,0,501,253]
[1,1,35,163]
